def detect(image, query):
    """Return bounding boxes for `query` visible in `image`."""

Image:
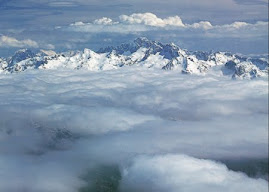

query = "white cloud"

[189,21,213,29]
[205,21,268,38]
[0,35,39,48]
[229,21,249,28]
[119,13,185,27]
[121,154,268,192]
[48,1,78,7]
[0,35,55,50]
[214,21,268,30]
[70,21,86,26]
[94,17,118,25]
[63,12,268,38]
[0,68,267,191]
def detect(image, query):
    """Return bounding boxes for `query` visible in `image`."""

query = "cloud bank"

[0,68,267,191]
[64,12,268,36]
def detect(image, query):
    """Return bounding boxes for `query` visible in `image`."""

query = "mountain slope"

[0,37,268,79]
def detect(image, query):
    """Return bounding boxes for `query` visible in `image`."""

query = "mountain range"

[0,37,268,79]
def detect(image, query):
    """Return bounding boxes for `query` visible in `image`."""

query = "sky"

[0,0,268,56]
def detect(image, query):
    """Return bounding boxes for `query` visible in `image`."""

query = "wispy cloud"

[234,0,268,5]
[47,1,79,7]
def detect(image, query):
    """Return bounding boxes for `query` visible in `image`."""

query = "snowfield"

[0,67,268,192]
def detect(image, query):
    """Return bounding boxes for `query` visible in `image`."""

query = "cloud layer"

[0,68,267,191]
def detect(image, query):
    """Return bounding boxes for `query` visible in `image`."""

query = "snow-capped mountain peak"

[0,38,268,79]
[8,49,36,66]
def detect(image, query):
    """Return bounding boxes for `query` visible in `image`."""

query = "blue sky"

[0,0,268,56]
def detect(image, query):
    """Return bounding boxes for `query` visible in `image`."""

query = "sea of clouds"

[0,67,268,191]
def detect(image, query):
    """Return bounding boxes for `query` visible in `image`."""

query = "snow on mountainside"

[0,37,268,79]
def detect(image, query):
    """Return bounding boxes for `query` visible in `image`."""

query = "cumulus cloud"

[0,68,267,191]
[64,12,268,32]
[0,35,39,48]
[94,17,118,25]
[119,13,184,27]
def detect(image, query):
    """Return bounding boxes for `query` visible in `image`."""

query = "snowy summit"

[0,37,268,79]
